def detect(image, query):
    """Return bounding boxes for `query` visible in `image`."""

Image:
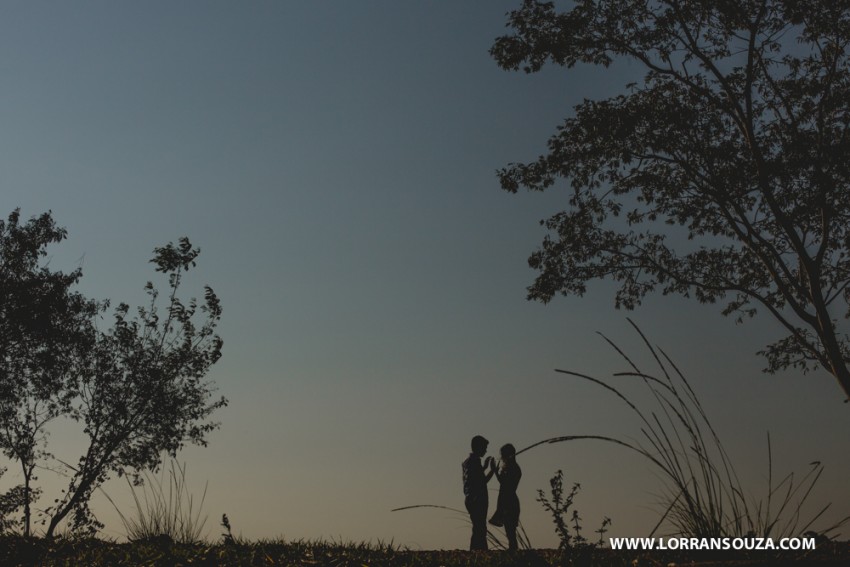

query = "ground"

[0,537,848,566]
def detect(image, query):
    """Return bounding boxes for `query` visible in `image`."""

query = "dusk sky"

[1,1,848,550]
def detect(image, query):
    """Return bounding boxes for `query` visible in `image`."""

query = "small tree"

[44,237,226,537]
[491,0,850,401]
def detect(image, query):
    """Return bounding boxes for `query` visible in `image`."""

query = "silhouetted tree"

[0,210,226,536]
[0,210,98,536]
[44,237,226,538]
[492,0,850,401]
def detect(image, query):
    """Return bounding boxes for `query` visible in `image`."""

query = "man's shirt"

[462,453,487,498]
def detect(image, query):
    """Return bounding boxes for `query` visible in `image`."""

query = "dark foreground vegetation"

[0,536,848,567]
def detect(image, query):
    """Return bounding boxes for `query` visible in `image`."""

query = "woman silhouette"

[488,443,522,550]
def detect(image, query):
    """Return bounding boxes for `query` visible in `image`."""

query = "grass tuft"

[104,459,208,544]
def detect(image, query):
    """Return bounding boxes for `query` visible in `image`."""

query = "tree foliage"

[0,210,226,537]
[0,210,98,535]
[492,0,850,401]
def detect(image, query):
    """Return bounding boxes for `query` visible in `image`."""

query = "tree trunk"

[807,272,850,402]
[22,466,31,538]
[45,475,90,539]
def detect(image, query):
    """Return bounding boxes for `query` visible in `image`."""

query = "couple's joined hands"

[484,456,499,472]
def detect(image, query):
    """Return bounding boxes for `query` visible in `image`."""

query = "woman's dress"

[489,460,521,528]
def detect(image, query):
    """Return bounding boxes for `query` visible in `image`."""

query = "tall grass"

[518,319,848,540]
[105,459,208,544]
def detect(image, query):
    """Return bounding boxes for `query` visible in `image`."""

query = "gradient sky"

[1,1,848,550]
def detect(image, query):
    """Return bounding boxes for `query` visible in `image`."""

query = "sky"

[1,1,848,550]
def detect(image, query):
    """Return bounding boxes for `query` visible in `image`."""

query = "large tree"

[0,210,226,536]
[491,0,850,401]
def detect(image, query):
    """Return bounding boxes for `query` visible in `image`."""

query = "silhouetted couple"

[461,435,522,551]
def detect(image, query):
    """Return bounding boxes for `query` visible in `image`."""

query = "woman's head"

[500,443,516,460]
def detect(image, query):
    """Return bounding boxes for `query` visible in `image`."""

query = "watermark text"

[609,537,815,551]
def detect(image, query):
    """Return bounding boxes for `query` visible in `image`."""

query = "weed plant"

[537,469,611,550]
[518,319,849,540]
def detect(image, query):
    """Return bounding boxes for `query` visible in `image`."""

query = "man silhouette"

[461,435,495,550]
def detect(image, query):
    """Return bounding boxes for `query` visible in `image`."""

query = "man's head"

[471,435,488,457]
